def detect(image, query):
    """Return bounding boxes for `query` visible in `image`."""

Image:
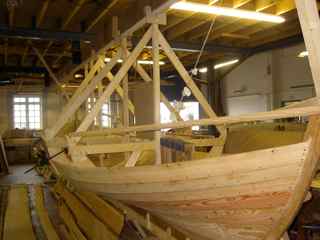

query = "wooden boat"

[52,116,320,240]
[43,0,320,239]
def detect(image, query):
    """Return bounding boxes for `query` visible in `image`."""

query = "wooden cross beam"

[75,26,153,134]
[45,51,122,140]
[70,104,320,138]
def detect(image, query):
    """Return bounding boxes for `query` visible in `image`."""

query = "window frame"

[12,94,43,130]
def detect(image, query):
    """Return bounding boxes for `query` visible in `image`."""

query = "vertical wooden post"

[121,37,130,160]
[152,22,161,165]
[295,0,320,96]
[121,40,130,130]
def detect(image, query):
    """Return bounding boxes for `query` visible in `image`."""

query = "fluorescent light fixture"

[104,57,165,65]
[298,51,308,58]
[138,60,166,65]
[104,57,123,63]
[198,59,239,73]
[170,1,285,23]
[214,59,239,69]
[74,73,84,79]
[199,67,208,73]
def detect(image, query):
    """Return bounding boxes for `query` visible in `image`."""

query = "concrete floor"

[0,164,43,185]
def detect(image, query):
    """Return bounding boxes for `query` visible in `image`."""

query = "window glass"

[13,96,42,130]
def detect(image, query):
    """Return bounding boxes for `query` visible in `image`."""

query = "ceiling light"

[214,59,239,69]
[74,73,84,79]
[199,67,208,73]
[104,57,123,63]
[104,57,165,65]
[198,59,239,73]
[138,60,166,65]
[298,51,308,58]
[170,1,285,23]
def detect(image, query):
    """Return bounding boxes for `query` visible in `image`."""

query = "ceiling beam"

[0,26,94,42]
[131,38,248,54]
[205,0,297,41]
[42,0,87,57]
[53,0,120,66]
[85,0,120,32]
[251,33,303,54]
[21,0,50,66]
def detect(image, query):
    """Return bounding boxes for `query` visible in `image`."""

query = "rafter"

[85,0,120,32]
[205,0,297,41]
[187,0,296,42]
[42,0,86,58]
[53,0,120,66]
[21,0,50,65]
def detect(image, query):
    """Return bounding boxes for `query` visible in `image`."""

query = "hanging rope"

[192,16,217,73]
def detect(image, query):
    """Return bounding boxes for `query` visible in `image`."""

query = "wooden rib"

[125,150,143,167]
[73,141,155,154]
[70,105,320,137]
[109,199,179,240]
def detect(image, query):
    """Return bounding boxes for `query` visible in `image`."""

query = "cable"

[193,16,217,73]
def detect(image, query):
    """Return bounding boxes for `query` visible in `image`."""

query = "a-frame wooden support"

[75,26,153,133]
[295,0,320,97]
[45,50,122,140]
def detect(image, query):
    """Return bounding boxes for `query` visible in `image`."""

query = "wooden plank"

[76,26,152,133]
[73,141,155,154]
[34,185,60,240]
[295,0,320,96]
[3,186,36,240]
[125,150,143,167]
[71,105,320,138]
[58,201,87,240]
[55,184,117,240]
[0,136,9,173]
[75,191,124,235]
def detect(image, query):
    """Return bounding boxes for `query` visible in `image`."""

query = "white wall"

[221,43,314,115]
[222,53,273,115]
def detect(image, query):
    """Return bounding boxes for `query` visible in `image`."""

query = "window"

[87,97,111,128]
[13,96,42,130]
[160,101,200,130]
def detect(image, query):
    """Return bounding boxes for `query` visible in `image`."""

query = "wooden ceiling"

[0,0,314,81]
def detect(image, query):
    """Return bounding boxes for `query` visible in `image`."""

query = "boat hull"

[52,117,320,239]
